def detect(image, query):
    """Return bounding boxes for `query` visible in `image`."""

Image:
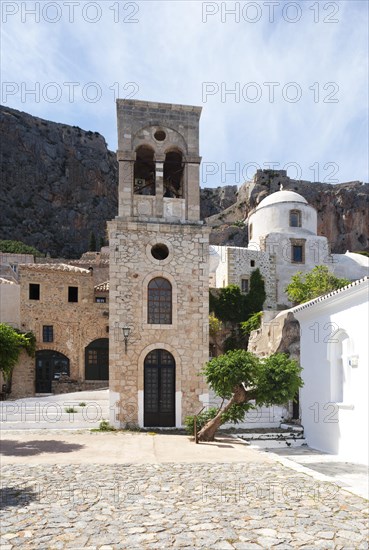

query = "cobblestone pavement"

[1,461,368,549]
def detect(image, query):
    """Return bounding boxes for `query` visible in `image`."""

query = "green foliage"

[255,353,303,407]
[285,265,350,305]
[241,311,263,335]
[202,350,260,400]
[184,407,218,435]
[232,220,245,228]
[211,269,266,326]
[354,250,369,257]
[65,407,77,413]
[96,420,117,431]
[201,350,303,428]
[89,232,97,252]
[209,313,222,337]
[209,290,218,312]
[220,402,255,424]
[79,402,86,407]
[0,240,43,256]
[223,334,245,352]
[0,324,35,381]
[213,284,245,324]
[244,269,266,314]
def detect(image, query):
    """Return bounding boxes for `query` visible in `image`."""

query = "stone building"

[210,188,368,309]
[108,99,209,428]
[17,263,110,395]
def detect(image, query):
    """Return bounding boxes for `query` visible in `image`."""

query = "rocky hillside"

[207,170,369,253]
[1,106,118,258]
[1,106,368,256]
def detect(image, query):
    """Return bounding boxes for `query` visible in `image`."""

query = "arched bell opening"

[163,150,184,198]
[134,145,156,195]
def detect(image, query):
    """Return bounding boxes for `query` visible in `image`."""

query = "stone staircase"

[234,424,306,449]
[0,389,111,430]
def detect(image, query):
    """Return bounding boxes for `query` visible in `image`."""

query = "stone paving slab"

[1,462,368,549]
[1,432,368,549]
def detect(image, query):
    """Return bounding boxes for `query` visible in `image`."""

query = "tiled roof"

[290,276,369,313]
[19,263,91,274]
[95,281,109,292]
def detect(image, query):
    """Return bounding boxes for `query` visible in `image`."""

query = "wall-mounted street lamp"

[122,325,131,353]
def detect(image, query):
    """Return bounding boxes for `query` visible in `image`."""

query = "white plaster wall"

[249,201,317,244]
[0,281,20,327]
[331,252,369,280]
[205,390,287,429]
[210,246,229,287]
[293,280,369,464]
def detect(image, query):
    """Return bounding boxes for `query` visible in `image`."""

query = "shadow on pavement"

[0,439,84,456]
[0,486,38,509]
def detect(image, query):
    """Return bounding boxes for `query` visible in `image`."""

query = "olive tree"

[197,350,303,442]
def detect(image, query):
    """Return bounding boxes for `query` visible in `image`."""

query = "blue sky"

[1,0,368,186]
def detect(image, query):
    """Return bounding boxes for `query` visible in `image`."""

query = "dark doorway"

[35,351,70,393]
[85,338,109,380]
[292,391,300,421]
[144,349,175,427]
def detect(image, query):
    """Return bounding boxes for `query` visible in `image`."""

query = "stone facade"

[209,245,277,309]
[109,99,209,428]
[211,189,368,309]
[17,263,109,395]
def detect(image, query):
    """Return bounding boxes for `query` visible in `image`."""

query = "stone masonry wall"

[18,265,109,395]
[108,219,210,427]
[227,247,277,310]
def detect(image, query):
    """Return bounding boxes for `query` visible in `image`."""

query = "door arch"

[36,350,70,393]
[144,349,175,427]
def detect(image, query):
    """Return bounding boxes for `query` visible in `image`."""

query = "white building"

[292,277,369,464]
[210,189,368,308]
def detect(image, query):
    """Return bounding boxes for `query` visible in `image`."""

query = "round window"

[151,244,169,260]
[154,130,166,142]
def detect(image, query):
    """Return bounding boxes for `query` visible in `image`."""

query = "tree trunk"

[197,385,249,442]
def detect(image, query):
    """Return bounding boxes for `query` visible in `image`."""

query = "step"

[280,423,304,432]
[235,432,306,449]
[239,432,305,441]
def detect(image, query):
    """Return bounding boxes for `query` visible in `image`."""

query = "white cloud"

[1,0,368,185]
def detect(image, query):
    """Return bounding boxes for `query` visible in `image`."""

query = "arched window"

[330,331,350,403]
[148,277,172,324]
[163,151,184,198]
[85,338,109,380]
[134,145,156,195]
[290,210,302,227]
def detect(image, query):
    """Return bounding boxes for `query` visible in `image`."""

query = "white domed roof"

[256,190,308,210]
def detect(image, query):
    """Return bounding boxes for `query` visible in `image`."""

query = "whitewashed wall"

[293,279,369,464]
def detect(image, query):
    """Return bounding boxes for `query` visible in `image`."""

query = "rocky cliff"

[1,106,368,257]
[207,170,369,253]
[1,106,118,258]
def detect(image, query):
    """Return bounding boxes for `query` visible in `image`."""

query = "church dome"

[256,190,308,210]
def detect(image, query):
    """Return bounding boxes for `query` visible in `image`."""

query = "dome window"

[290,210,302,227]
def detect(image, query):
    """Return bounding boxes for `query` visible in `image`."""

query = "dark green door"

[144,349,175,427]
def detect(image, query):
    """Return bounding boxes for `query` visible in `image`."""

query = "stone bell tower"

[108,99,209,428]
